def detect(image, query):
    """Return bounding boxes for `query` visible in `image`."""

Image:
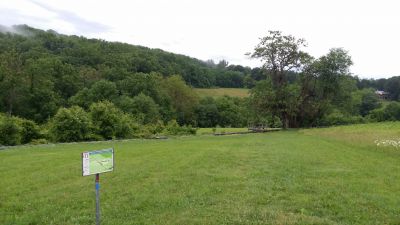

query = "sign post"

[82,148,114,225]
[95,173,100,225]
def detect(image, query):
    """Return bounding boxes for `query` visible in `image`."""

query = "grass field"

[1,123,400,224]
[197,127,249,135]
[194,88,249,98]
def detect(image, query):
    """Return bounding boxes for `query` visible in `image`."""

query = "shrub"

[115,114,139,139]
[134,121,165,138]
[367,108,386,122]
[360,90,381,116]
[50,106,92,142]
[90,101,124,140]
[0,115,41,146]
[164,120,197,135]
[367,102,400,122]
[130,93,161,124]
[384,102,400,121]
[19,119,41,144]
[30,138,48,145]
[320,110,364,126]
[0,116,22,146]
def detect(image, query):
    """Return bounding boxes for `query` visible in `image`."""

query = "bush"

[19,119,41,144]
[367,102,400,122]
[0,116,22,146]
[30,138,48,145]
[90,101,129,140]
[0,115,41,146]
[384,102,400,121]
[360,90,381,116]
[164,120,197,135]
[50,106,92,142]
[320,110,364,126]
[367,108,386,122]
[130,93,161,124]
[115,114,139,139]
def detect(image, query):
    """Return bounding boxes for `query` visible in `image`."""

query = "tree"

[195,97,219,127]
[384,76,400,101]
[162,75,199,125]
[249,31,310,128]
[250,79,300,127]
[0,50,26,116]
[69,79,119,108]
[87,79,118,103]
[22,57,62,122]
[249,31,355,128]
[215,96,246,127]
[360,89,381,116]
[130,93,161,124]
[298,48,353,126]
[243,74,256,88]
[249,31,309,88]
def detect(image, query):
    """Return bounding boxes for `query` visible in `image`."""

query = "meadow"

[1,122,400,224]
[194,88,249,98]
[197,127,249,135]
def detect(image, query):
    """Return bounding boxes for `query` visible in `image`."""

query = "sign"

[82,148,114,176]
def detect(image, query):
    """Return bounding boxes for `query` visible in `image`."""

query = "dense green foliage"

[356,76,400,101]
[248,31,400,128]
[50,106,92,142]
[0,25,256,92]
[0,25,259,145]
[1,25,400,145]
[0,113,41,145]
[1,123,400,224]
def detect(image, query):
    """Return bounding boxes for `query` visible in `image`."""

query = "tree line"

[0,25,253,145]
[248,31,400,128]
[1,25,400,145]
[0,24,263,90]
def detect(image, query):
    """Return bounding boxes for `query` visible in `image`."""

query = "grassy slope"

[194,88,249,98]
[1,123,400,225]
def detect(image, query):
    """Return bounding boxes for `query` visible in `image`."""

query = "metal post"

[95,173,100,225]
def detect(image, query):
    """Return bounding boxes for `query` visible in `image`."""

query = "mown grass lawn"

[197,127,249,135]
[1,123,400,224]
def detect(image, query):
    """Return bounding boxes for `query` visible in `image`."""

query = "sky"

[1,0,399,79]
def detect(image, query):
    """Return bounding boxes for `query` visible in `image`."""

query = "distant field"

[194,88,249,98]
[1,122,400,224]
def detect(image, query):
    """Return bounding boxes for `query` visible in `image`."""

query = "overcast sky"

[1,0,399,78]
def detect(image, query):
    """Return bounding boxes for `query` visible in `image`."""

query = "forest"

[1,25,400,145]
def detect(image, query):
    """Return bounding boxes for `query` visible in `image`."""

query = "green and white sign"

[82,148,114,176]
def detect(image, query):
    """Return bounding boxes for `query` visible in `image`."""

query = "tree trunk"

[282,113,290,129]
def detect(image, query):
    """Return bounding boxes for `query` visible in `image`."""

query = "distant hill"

[0,25,258,126]
[0,24,263,88]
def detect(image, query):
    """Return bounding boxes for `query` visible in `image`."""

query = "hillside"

[0,25,258,127]
[0,24,260,88]
[1,123,399,224]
